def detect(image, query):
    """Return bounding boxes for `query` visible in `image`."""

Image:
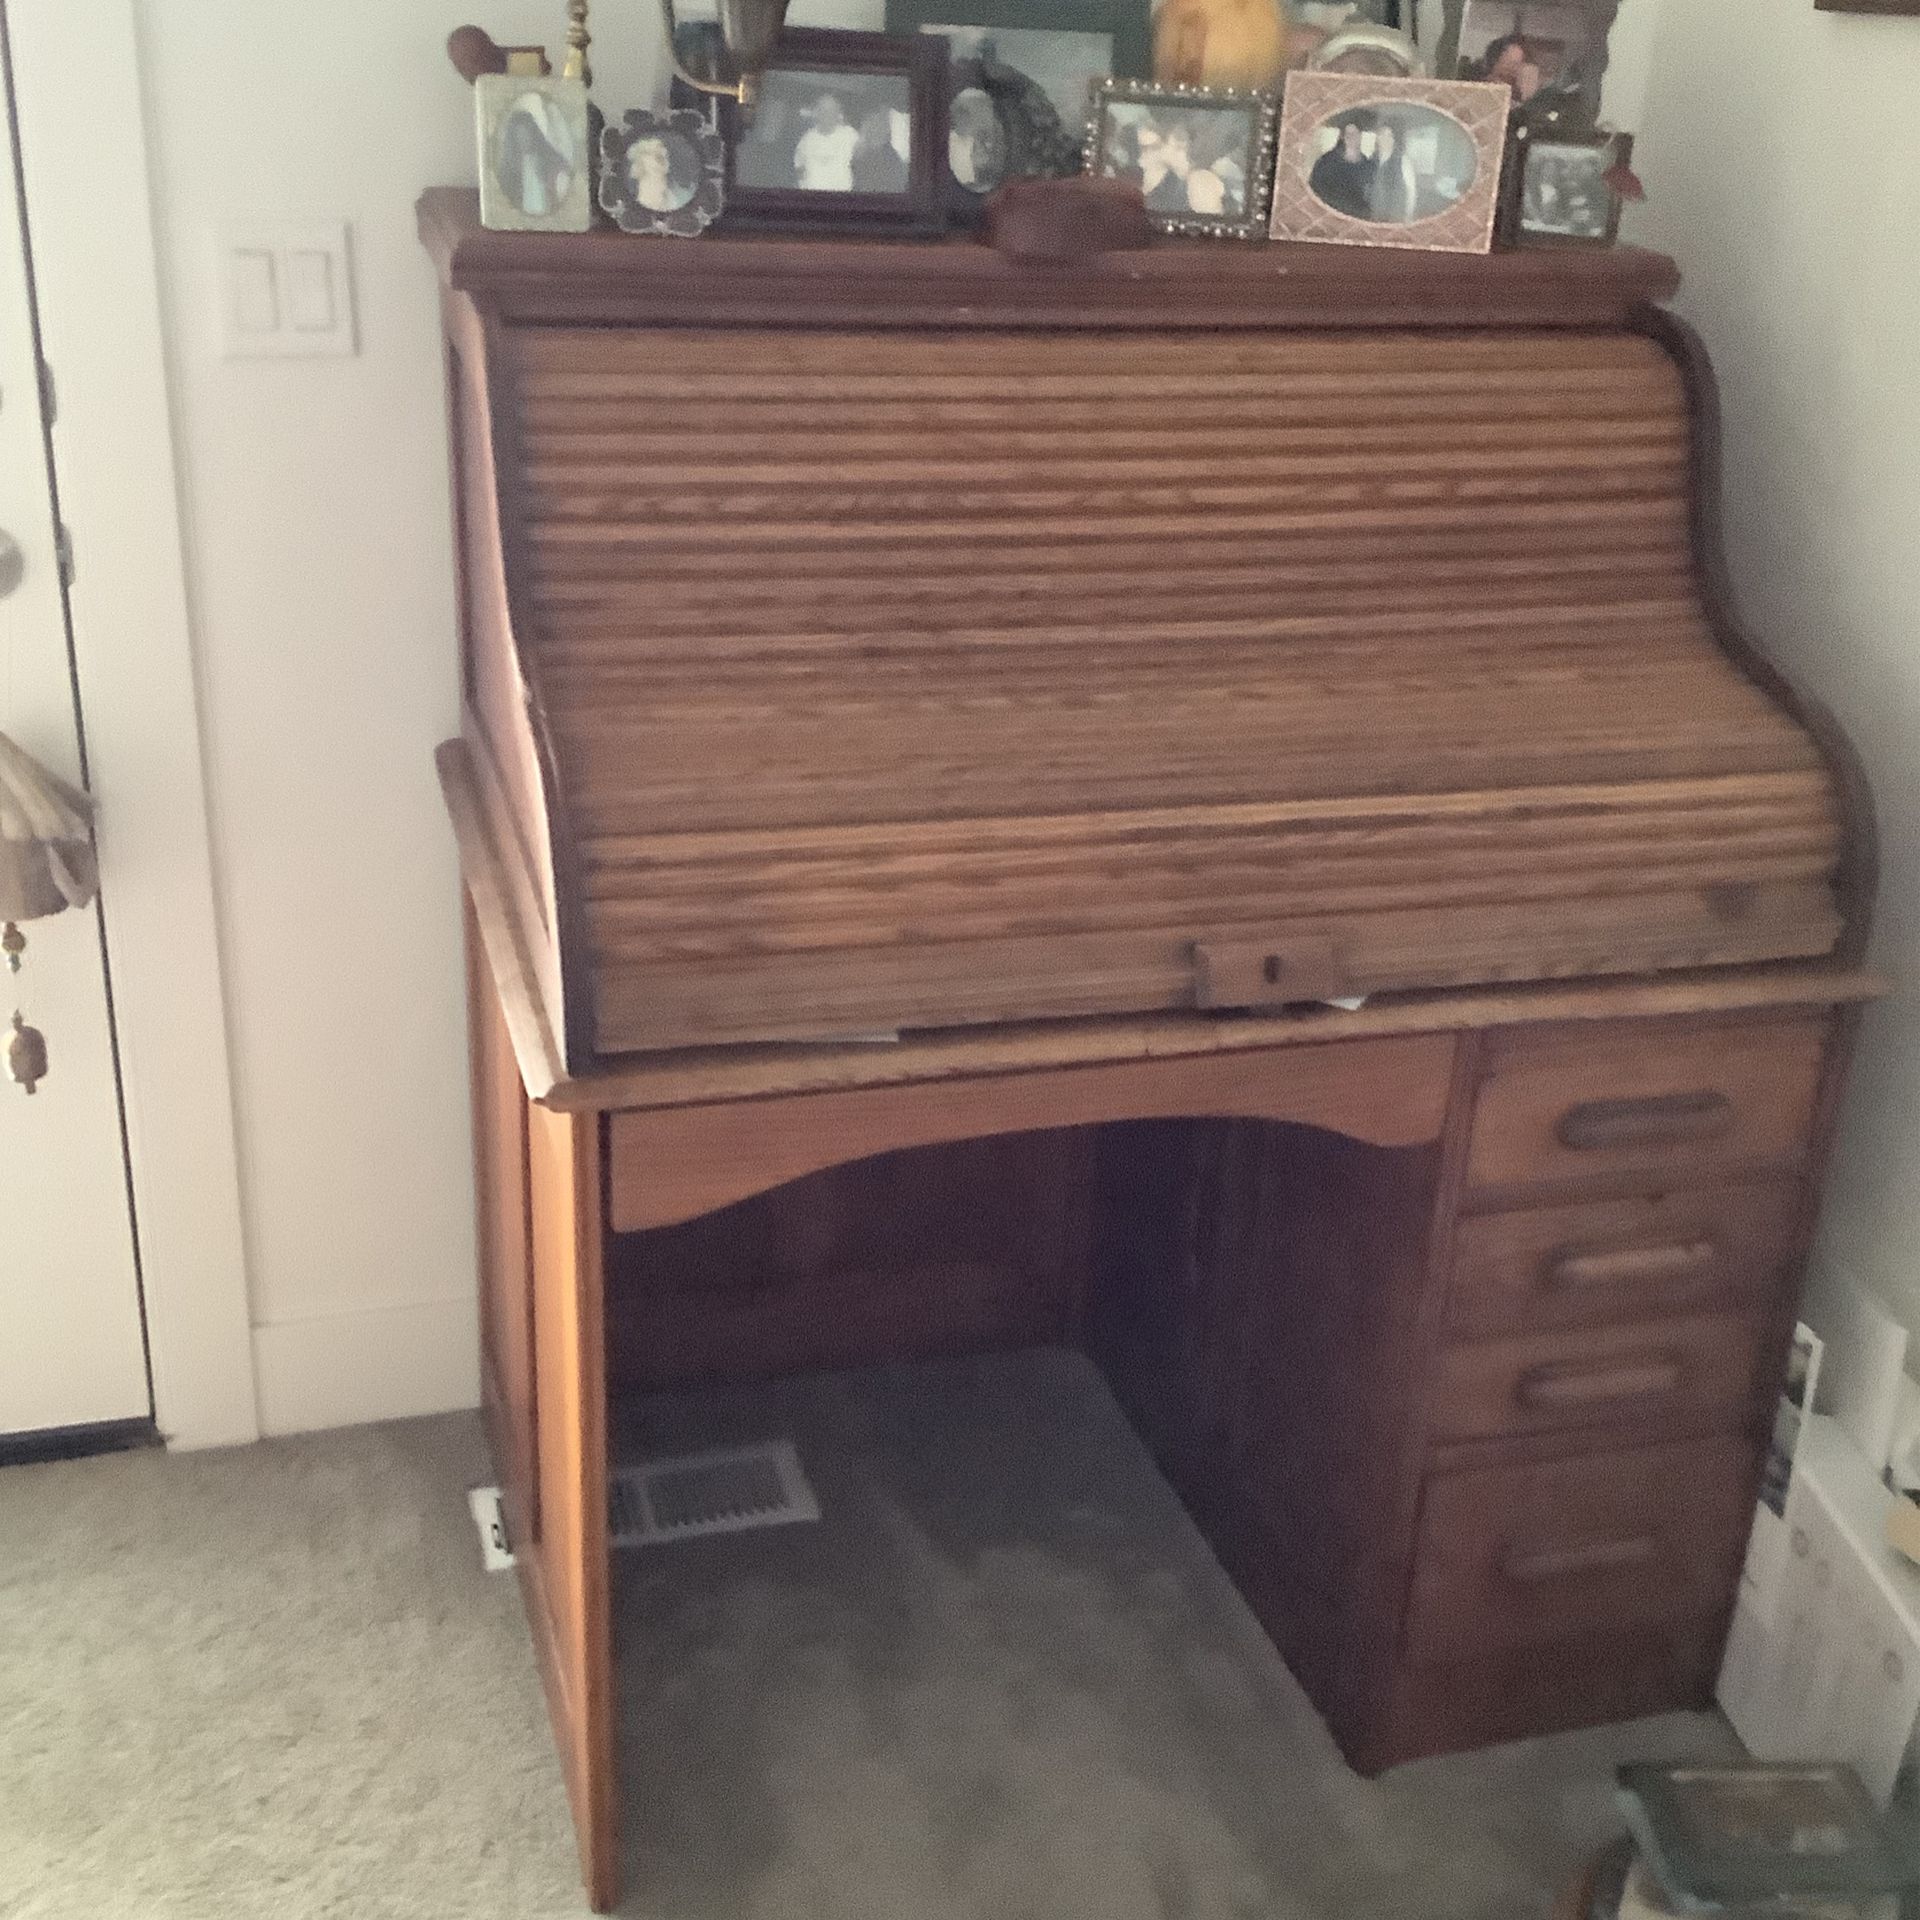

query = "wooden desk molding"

[423,196,1881,1910]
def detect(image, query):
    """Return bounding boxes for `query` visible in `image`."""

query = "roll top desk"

[420,188,1879,1910]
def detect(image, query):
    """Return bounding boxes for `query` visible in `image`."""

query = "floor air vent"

[608,1440,820,1548]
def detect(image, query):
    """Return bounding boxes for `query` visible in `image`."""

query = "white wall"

[131,0,889,1434]
[1630,5,1920,1344]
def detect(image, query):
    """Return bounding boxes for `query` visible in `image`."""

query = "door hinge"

[54,523,73,589]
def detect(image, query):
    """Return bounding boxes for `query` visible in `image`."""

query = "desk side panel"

[523,1102,616,1910]
[443,289,582,1070]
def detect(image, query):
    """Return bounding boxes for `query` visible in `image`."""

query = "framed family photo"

[1269,72,1511,252]
[474,73,593,233]
[722,30,949,234]
[1086,79,1278,240]
[1504,124,1629,246]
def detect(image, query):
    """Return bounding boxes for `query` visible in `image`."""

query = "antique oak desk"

[420,188,1879,1910]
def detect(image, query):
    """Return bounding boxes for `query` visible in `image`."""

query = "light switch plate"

[217,220,356,358]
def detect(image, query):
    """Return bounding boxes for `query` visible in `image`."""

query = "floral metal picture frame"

[599,107,727,237]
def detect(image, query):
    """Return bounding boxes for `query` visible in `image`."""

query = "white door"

[0,40,150,1438]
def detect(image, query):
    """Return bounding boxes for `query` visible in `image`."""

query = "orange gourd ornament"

[1153,0,1289,90]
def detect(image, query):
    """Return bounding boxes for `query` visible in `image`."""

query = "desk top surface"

[419,187,1681,333]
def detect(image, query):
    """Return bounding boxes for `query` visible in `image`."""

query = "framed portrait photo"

[1441,0,1618,123]
[1504,124,1629,247]
[599,107,727,238]
[721,29,949,235]
[1085,79,1278,240]
[1269,72,1511,252]
[474,73,593,232]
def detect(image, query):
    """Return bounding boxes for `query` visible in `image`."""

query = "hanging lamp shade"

[0,730,95,923]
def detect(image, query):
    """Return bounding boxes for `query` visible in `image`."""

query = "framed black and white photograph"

[1269,71,1511,251]
[888,0,1149,211]
[722,29,948,234]
[1505,125,1629,247]
[1442,0,1617,122]
[1085,79,1278,240]
[474,74,593,232]
[889,0,1148,125]
[599,107,727,238]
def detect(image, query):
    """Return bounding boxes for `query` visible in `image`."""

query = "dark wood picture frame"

[1815,0,1920,11]
[1501,124,1630,249]
[884,0,1151,97]
[719,29,949,235]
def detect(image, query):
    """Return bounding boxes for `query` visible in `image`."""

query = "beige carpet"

[1,1351,1739,1919]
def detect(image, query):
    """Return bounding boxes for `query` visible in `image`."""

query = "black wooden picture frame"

[884,0,1151,95]
[1815,0,1920,12]
[719,29,950,235]
[1499,123,1631,249]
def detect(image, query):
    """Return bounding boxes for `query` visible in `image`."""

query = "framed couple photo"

[1269,71,1512,252]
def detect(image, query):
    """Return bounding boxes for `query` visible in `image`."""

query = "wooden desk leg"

[522,1101,617,1910]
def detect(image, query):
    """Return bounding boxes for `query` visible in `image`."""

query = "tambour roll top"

[422,189,1865,1072]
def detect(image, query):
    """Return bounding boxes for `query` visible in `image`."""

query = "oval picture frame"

[945,53,1084,215]
[599,106,726,238]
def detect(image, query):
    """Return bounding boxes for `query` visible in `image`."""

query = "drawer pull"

[1516,1355,1684,1411]
[1500,1535,1661,1584]
[1555,1091,1735,1152]
[1545,1238,1718,1294]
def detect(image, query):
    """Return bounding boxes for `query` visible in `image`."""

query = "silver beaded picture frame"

[1084,78,1278,241]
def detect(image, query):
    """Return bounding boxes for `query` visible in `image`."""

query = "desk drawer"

[1448,1181,1800,1335]
[1405,1434,1755,1660]
[1430,1308,1770,1444]
[1466,1018,1828,1195]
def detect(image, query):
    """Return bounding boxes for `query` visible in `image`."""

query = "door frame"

[6,0,257,1448]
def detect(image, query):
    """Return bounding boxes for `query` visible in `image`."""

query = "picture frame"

[474,73,594,232]
[1291,1,1408,36]
[1085,78,1279,241]
[940,56,1086,217]
[1815,0,1920,11]
[720,29,949,235]
[1309,23,1428,74]
[886,0,1147,214]
[1439,0,1618,123]
[1268,72,1511,253]
[887,0,1150,111]
[1502,123,1629,248]
[599,107,727,238]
